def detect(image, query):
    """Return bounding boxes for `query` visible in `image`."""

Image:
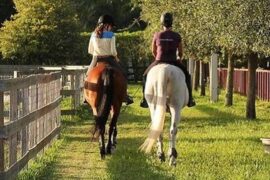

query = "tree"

[0,0,83,65]
[225,50,235,106]
[140,0,270,119]
[213,0,270,119]
[0,0,16,27]
[71,0,141,30]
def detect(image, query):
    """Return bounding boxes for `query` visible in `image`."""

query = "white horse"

[139,63,189,166]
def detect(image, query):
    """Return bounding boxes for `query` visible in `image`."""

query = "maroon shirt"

[152,30,181,62]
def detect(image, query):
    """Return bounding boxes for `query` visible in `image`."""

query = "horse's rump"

[140,64,188,153]
[84,63,126,108]
[84,63,126,136]
[145,64,188,108]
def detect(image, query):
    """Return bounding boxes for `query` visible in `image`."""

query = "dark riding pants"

[143,60,191,87]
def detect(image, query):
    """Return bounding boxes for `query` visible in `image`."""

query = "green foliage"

[17,140,63,179]
[78,31,92,65]
[116,31,150,64]
[140,0,270,59]
[0,0,83,65]
[209,0,270,56]
[70,0,141,30]
[117,31,152,80]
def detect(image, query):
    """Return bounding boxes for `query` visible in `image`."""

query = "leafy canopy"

[0,0,82,65]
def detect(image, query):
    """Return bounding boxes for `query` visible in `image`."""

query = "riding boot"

[140,75,148,108]
[186,74,196,107]
[125,94,134,105]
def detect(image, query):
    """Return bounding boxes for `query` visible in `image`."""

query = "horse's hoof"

[158,152,165,162]
[111,145,116,153]
[101,154,105,159]
[169,157,176,167]
[106,148,111,155]
[113,140,117,145]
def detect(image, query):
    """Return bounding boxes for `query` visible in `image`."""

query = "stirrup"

[125,95,134,105]
[140,99,148,108]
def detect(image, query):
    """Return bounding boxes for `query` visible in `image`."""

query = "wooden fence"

[0,72,62,180]
[0,65,88,115]
[218,68,270,101]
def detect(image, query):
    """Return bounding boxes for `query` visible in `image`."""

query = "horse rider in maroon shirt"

[140,12,196,108]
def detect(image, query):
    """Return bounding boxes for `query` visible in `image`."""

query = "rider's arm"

[151,34,157,59]
[177,42,183,62]
[111,34,119,62]
[114,55,120,62]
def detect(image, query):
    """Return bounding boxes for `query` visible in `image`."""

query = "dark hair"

[94,15,115,38]
[94,24,111,38]
[160,12,173,27]
[98,15,114,26]
[94,24,104,38]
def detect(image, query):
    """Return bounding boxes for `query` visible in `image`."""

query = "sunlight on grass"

[18,84,270,179]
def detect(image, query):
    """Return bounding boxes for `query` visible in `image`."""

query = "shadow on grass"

[118,104,244,128]
[180,136,261,144]
[182,104,265,127]
[118,103,245,125]
[106,137,176,180]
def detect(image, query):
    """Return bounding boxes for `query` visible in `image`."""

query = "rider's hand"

[115,56,120,62]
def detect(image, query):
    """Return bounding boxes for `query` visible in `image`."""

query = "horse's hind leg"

[106,107,120,154]
[106,118,116,154]
[168,106,180,166]
[157,133,165,162]
[99,125,106,159]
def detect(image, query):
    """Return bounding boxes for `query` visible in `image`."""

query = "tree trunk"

[246,53,257,119]
[200,61,205,96]
[193,60,200,91]
[225,51,235,106]
[188,59,194,87]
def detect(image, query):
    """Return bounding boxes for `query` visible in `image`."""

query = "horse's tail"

[139,68,167,153]
[93,67,114,138]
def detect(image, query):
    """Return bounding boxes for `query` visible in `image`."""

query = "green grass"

[18,84,270,179]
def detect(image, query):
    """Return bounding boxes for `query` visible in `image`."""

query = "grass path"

[19,84,270,179]
[49,119,104,179]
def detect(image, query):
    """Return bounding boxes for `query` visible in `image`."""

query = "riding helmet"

[160,12,173,27]
[97,15,115,26]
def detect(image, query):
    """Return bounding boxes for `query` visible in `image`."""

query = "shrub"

[0,0,83,65]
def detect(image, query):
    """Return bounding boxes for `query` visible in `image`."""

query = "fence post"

[13,71,17,78]
[210,52,219,102]
[0,91,4,172]
[70,72,75,113]
[74,72,80,110]
[9,88,18,167]
[22,87,29,157]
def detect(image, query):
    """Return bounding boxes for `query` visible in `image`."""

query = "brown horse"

[84,62,126,159]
